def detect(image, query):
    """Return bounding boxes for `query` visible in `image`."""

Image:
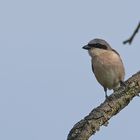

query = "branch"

[67,71,140,140]
[123,22,140,45]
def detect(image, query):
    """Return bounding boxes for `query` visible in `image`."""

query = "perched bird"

[83,38,125,98]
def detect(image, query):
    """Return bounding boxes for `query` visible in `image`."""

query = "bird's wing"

[112,49,120,56]
[92,64,94,73]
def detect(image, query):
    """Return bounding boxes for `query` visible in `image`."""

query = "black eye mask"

[88,43,108,50]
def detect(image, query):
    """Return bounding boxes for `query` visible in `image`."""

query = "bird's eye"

[95,44,108,50]
[88,43,94,47]
[87,43,108,50]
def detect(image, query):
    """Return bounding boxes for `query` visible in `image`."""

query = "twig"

[123,22,140,45]
[67,71,140,140]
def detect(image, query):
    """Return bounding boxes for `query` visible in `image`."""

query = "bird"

[82,38,125,99]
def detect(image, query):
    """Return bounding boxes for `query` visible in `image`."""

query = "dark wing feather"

[112,49,120,56]
[91,64,94,73]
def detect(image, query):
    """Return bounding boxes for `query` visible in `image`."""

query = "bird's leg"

[104,87,108,99]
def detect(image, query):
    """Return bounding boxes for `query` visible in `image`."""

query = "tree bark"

[67,71,140,140]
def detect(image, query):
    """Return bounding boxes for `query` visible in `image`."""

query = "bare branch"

[67,71,140,140]
[123,22,140,45]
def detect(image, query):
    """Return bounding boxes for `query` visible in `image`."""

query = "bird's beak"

[82,45,91,50]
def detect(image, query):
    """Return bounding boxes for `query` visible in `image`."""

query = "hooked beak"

[82,45,91,50]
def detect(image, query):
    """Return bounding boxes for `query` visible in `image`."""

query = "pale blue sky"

[0,0,140,140]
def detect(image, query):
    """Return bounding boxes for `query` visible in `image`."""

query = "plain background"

[0,0,140,140]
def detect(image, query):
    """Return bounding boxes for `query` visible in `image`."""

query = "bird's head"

[83,38,112,50]
[82,38,113,56]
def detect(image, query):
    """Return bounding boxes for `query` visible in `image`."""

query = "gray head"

[83,38,112,50]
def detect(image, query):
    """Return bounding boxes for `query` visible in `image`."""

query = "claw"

[120,81,126,87]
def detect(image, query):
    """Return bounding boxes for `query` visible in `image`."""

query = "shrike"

[83,38,125,98]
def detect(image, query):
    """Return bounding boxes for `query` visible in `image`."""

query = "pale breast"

[92,51,125,89]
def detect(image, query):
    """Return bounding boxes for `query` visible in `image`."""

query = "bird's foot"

[120,81,126,87]
[105,94,112,101]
